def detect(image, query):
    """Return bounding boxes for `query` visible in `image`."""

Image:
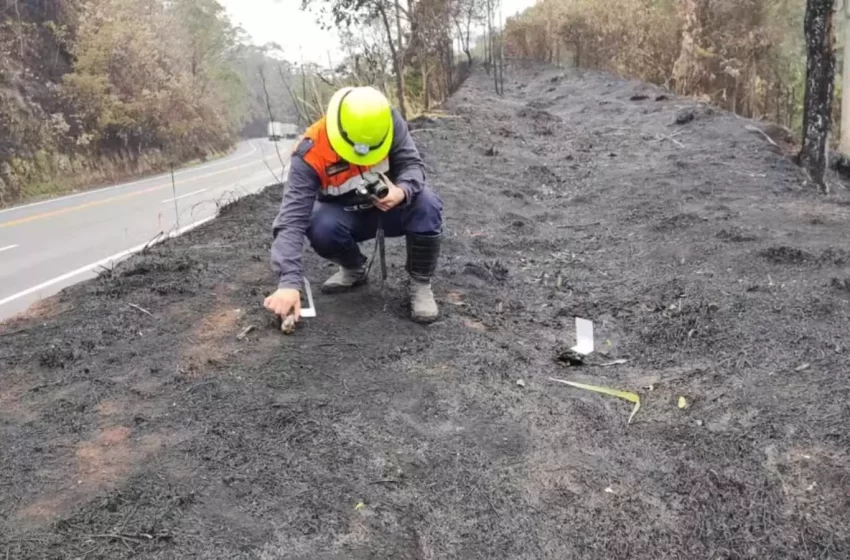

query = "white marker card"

[571,317,594,355]
[300,278,317,318]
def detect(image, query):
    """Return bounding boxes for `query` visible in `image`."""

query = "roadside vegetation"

[0,0,484,206]
[1,0,846,201]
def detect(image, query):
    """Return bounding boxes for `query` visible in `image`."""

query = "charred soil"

[2,67,850,559]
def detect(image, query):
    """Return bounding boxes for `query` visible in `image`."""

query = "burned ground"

[2,67,850,559]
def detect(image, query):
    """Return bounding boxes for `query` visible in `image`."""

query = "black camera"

[357,171,390,199]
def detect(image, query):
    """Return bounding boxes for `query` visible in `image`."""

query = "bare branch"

[258,66,288,179]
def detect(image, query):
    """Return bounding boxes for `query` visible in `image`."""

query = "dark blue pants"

[307,187,443,270]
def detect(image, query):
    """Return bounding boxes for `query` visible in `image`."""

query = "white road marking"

[0,141,259,216]
[0,244,18,254]
[0,216,216,309]
[162,188,208,203]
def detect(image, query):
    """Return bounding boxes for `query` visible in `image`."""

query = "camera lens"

[374,182,390,199]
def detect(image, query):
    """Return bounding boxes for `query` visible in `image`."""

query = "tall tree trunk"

[484,31,490,72]
[672,0,702,96]
[301,62,308,116]
[840,0,850,154]
[759,81,768,121]
[422,61,431,110]
[785,86,797,128]
[498,0,505,95]
[489,0,498,92]
[393,0,407,118]
[485,0,492,74]
[377,0,407,119]
[465,14,473,66]
[447,17,455,94]
[800,0,836,193]
[445,39,454,97]
[545,2,552,63]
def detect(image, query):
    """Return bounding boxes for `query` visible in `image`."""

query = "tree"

[799,0,836,193]
[451,0,482,66]
[338,22,395,91]
[303,0,409,117]
[62,0,247,161]
[840,0,850,154]
[231,43,306,133]
[304,0,473,116]
[387,0,408,117]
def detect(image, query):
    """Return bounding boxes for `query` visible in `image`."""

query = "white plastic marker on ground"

[300,278,317,318]
[572,317,595,355]
[553,317,643,424]
[0,244,18,254]
[281,278,316,334]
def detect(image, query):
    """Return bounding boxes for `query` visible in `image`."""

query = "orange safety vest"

[293,116,390,198]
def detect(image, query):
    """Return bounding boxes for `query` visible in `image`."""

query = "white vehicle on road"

[268,121,298,141]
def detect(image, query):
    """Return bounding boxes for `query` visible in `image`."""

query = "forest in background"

[0,0,484,206]
[2,0,847,205]
[1,0,245,204]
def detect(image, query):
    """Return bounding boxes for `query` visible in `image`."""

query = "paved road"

[0,139,292,322]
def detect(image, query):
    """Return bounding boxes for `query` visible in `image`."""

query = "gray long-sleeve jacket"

[271,109,426,290]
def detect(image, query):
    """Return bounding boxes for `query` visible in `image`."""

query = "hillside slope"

[1,66,849,559]
[0,3,74,202]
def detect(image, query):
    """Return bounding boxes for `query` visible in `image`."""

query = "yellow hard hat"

[326,86,394,167]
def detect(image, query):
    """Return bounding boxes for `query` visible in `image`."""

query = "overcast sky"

[220,0,539,65]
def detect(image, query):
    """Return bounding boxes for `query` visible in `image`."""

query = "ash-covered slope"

[2,66,849,559]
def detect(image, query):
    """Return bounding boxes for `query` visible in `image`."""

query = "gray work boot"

[406,233,442,324]
[321,265,368,294]
[410,278,438,323]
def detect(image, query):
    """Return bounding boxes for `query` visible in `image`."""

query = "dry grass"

[504,0,806,132]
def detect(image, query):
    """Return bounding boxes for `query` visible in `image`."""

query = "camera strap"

[354,170,387,283]
[364,219,387,284]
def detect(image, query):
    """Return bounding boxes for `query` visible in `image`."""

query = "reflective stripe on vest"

[295,117,390,198]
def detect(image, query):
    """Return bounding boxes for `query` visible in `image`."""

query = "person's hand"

[264,288,301,321]
[372,174,406,212]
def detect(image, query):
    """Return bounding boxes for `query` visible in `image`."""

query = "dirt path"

[2,66,849,559]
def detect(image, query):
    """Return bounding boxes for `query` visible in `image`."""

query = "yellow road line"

[0,158,273,230]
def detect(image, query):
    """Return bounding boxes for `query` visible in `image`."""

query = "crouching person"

[264,86,444,325]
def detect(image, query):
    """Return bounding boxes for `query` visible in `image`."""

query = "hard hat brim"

[326,87,394,167]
